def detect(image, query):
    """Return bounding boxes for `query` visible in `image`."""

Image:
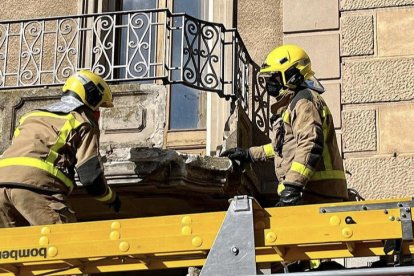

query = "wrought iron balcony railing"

[0,8,270,135]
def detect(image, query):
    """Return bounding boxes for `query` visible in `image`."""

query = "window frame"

[89,0,234,155]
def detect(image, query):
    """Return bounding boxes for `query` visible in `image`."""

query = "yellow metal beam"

[0,197,412,275]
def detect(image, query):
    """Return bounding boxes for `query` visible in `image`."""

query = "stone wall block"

[345,156,414,199]
[284,33,340,79]
[342,58,414,104]
[379,104,414,154]
[340,14,374,56]
[284,0,338,32]
[342,109,376,152]
[377,8,414,57]
[340,0,414,11]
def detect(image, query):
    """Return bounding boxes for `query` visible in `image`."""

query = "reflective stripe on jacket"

[249,88,348,200]
[0,106,109,198]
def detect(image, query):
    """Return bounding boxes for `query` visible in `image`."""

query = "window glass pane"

[170,84,206,129]
[170,0,206,130]
[122,0,156,10]
[173,0,201,17]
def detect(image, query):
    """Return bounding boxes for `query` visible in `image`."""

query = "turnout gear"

[249,88,348,202]
[234,44,349,204]
[0,71,119,227]
[220,147,252,163]
[0,188,76,227]
[62,69,113,111]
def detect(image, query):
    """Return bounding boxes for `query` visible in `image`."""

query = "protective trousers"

[0,187,76,227]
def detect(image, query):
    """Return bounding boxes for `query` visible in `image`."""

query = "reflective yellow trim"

[45,114,82,164]
[0,157,74,191]
[277,182,285,195]
[322,106,331,118]
[310,260,320,269]
[13,128,20,138]
[282,110,290,124]
[14,111,82,137]
[96,187,113,202]
[263,144,275,158]
[311,170,346,181]
[291,161,314,178]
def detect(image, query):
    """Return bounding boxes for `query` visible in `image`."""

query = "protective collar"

[304,76,325,94]
[41,95,84,113]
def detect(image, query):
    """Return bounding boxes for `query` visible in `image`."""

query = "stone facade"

[340,4,414,200]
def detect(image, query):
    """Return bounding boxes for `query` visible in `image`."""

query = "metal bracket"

[319,200,414,214]
[200,195,260,276]
[400,206,413,241]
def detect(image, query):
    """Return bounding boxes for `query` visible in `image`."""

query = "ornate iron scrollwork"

[0,8,270,137]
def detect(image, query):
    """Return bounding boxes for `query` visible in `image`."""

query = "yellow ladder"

[0,196,412,275]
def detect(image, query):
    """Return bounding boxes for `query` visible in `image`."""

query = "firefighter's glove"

[276,183,303,207]
[108,193,121,213]
[220,147,252,163]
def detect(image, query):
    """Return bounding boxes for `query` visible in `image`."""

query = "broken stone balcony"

[71,147,277,221]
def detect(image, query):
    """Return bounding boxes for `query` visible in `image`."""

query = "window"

[97,0,234,154]
[169,0,207,130]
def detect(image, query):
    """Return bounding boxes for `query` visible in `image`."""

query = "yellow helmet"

[260,44,314,95]
[62,70,113,111]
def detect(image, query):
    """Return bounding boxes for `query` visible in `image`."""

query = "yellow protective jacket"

[249,88,348,201]
[0,104,114,203]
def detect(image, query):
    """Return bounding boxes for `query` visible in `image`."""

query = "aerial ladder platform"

[0,196,413,275]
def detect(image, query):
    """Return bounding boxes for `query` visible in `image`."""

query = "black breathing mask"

[264,73,284,97]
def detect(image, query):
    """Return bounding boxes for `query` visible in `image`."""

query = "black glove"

[108,193,121,213]
[220,147,252,163]
[276,183,303,207]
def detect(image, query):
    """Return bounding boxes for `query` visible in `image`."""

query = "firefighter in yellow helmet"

[0,70,120,227]
[221,44,348,206]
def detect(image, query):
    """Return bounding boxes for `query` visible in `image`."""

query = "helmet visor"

[262,72,284,97]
